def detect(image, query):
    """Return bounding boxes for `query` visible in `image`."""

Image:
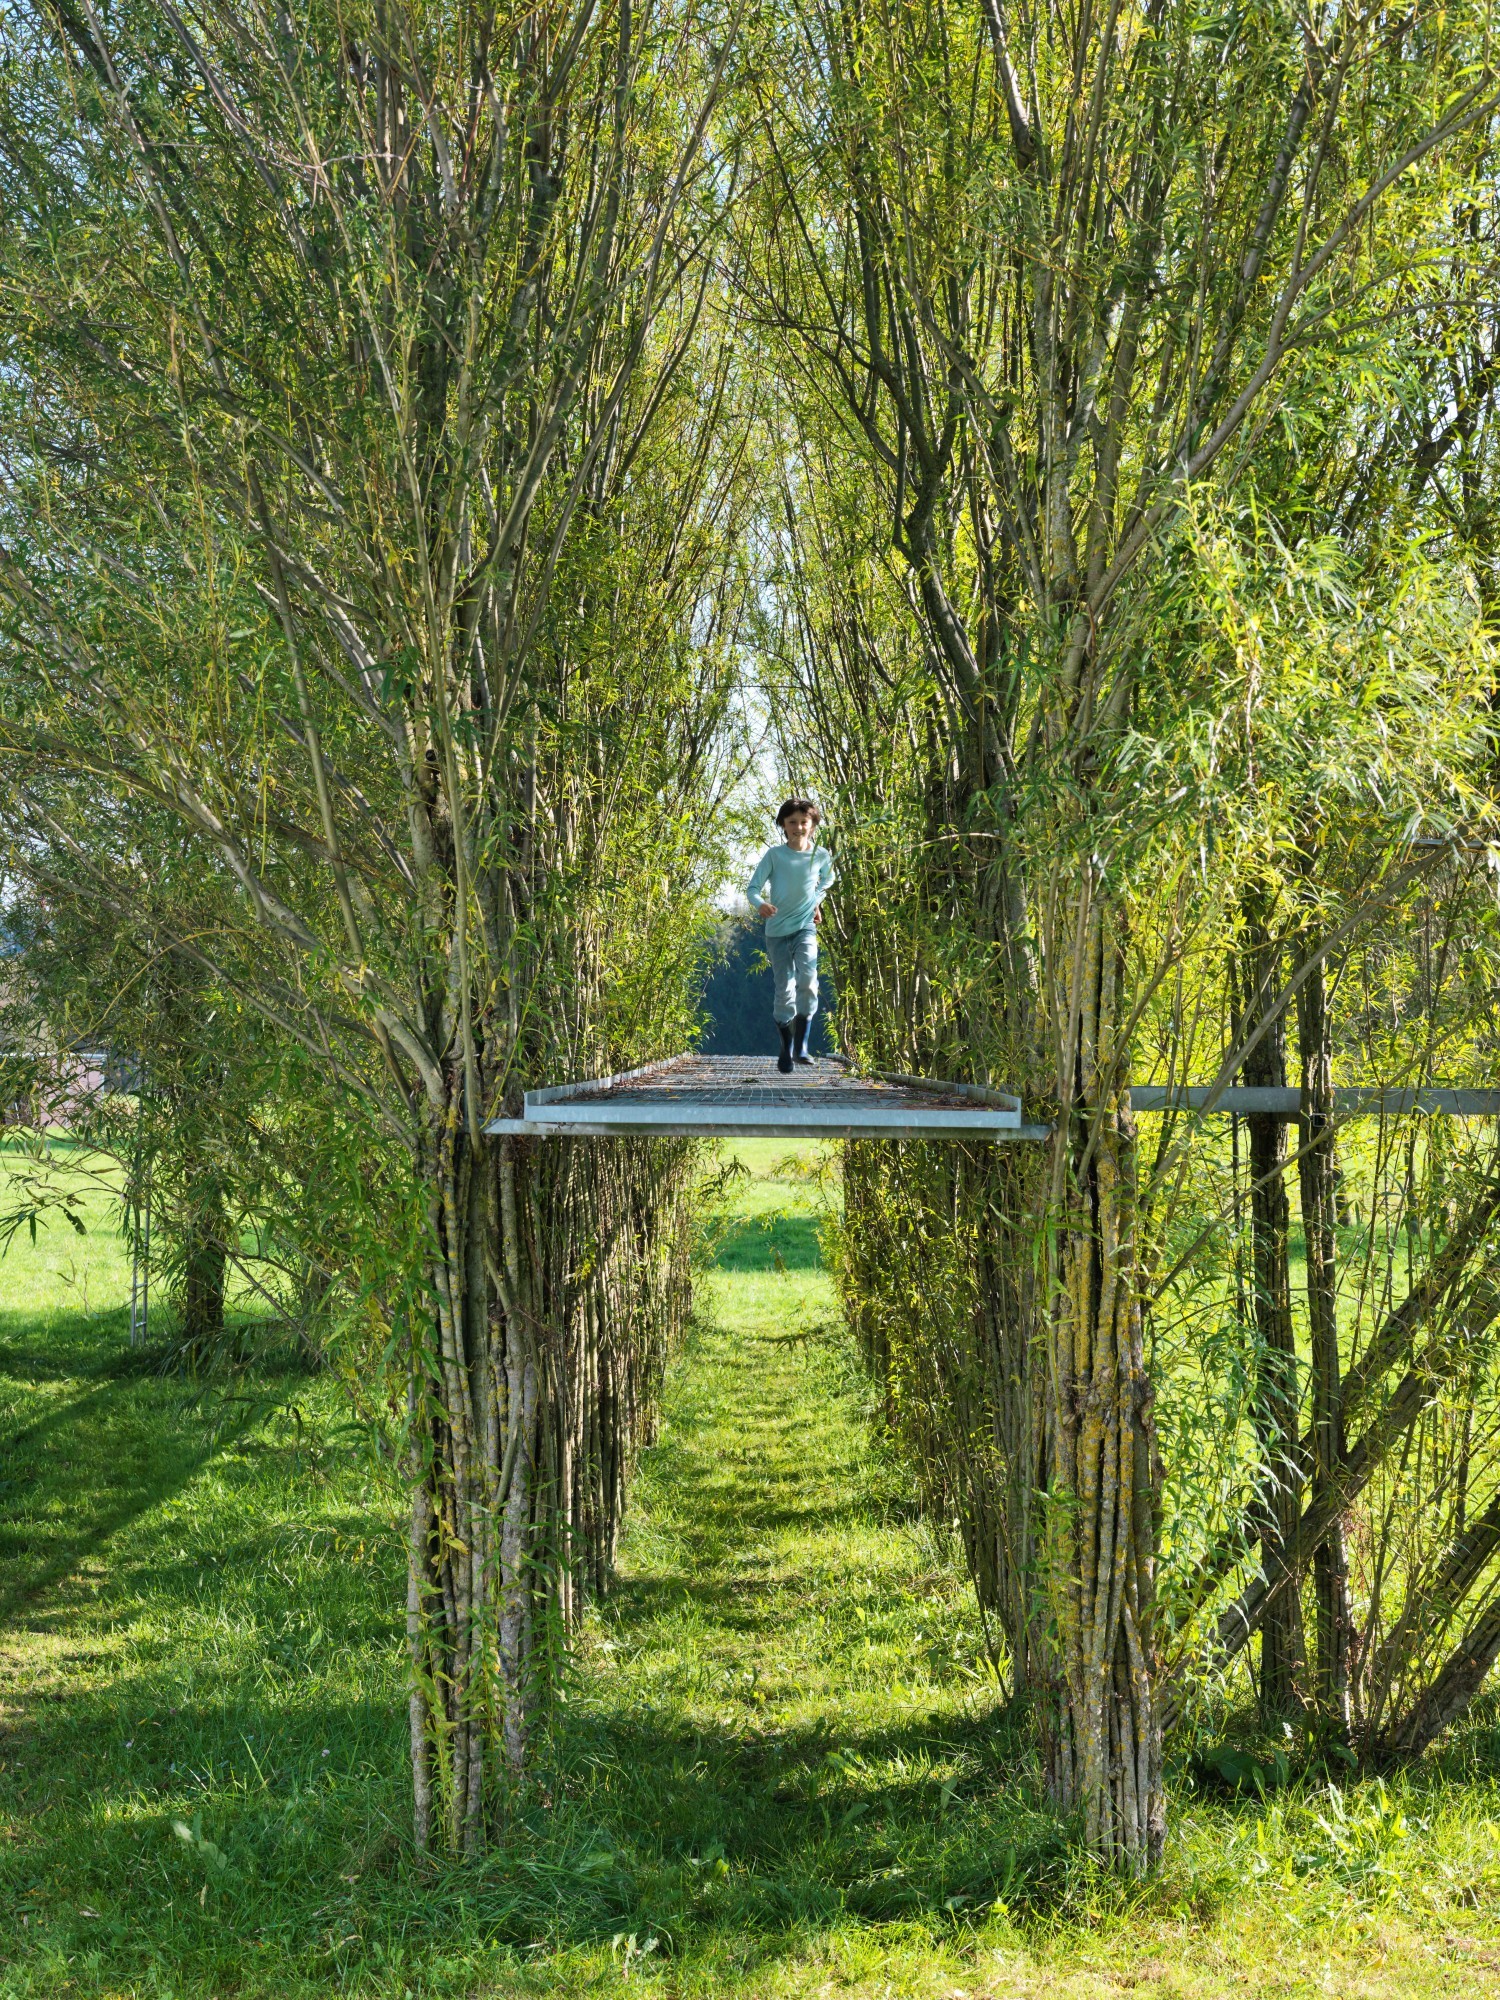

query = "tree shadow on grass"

[537,1698,1070,1935]
[0,1302,151,1384]
[2,1665,1063,1984]
[0,1314,283,1623]
[0,1263,1073,1990]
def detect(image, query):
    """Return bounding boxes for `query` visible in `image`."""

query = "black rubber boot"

[792,1014,814,1065]
[777,1020,794,1074]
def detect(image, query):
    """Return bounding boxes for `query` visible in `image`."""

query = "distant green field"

[1,1141,1499,1997]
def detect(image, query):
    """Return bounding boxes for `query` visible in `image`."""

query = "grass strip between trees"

[2,1143,1500,1997]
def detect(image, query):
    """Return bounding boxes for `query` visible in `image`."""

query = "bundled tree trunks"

[1043,900,1163,1866]
[752,0,1500,1869]
[0,0,751,1851]
[407,1117,694,1847]
[5,0,1500,1885]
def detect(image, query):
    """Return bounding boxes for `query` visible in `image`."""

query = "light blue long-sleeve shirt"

[745,843,835,939]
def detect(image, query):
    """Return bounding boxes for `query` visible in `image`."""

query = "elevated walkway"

[485,1053,1049,1141]
[485,1058,1500,1143]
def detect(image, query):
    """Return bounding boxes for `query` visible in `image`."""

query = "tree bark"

[1378,1594,1500,1761]
[402,1086,695,1851]
[1241,899,1305,1715]
[1295,940,1351,1730]
[1195,1263,1500,1684]
[1364,1485,1500,1743]
[973,1148,1047,1701]
[1043,898,1163,1870]
[180,1208,227,1351]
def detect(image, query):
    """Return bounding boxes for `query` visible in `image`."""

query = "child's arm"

[745,848,776,918]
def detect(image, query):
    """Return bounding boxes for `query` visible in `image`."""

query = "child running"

[745,798,835,1074]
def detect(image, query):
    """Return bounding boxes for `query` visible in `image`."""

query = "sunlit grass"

[0,1141,1498,1995]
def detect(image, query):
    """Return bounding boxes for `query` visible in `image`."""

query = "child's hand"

[758,900,776,918]
[814,906,822,924]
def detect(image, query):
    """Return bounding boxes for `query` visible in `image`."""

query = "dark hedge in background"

[698,922,837,1057]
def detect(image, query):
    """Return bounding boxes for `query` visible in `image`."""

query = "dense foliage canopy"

[3,0,1500,1876]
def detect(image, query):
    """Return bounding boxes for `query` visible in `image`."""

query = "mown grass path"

[1,1142,1499,1997]
[555,1141,1054,1972]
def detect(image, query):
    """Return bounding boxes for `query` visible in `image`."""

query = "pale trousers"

[767,926,819,1025]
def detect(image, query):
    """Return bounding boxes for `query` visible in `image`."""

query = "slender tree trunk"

[294,1261,332,1366]
[986,830,1046,1701]
[181,1211,227,1349]
[495,1129,545,1781]
[1379,1596,1500,1761]
[177,1158,227,1358]
[1241,900,1305,1715]
[1043,898,1163,1869]
[975,1153,1047,1702]
[1295,941,1351,1731]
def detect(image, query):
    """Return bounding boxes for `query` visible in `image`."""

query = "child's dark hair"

[775,797,820,827]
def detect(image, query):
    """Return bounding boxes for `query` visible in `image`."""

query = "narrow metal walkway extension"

[484,1053,1050,1140]
[1130,1086,1500,1116]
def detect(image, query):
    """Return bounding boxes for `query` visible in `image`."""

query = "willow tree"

[0,0,754,1850]
[750,0,1500,1863]
[0,808,272,1361]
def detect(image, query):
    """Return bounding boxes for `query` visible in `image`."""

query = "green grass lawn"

[2,1140,1500,1996]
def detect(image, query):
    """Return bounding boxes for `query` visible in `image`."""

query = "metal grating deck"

[485,1053,1050,1140]
[483,1057,1500,1142]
